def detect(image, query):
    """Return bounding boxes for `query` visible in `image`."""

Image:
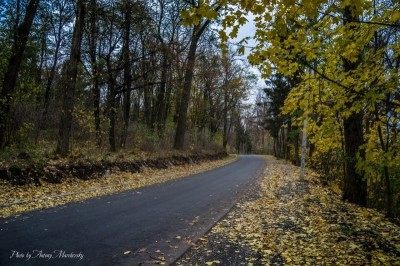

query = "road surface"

[0,155,265,265]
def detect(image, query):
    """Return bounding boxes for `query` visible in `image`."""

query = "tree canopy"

[201,0,400,216]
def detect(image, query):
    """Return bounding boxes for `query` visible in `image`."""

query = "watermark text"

[10,250,84,261]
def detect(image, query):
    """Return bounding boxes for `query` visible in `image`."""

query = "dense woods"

[0,0,259,157]
[1,0,400,219]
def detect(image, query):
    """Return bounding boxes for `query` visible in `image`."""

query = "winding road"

[0,155,265,266]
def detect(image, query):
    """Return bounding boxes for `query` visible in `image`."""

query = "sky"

[229,13,266,103]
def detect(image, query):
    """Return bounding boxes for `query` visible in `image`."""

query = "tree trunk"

[300,119,307,180]
[106,57,117,153]
[342,113,366,204]
[222,95,228,150]
[140,33,152,129]
[294,129,300,165]
[0,0,40,148]
[341,5,366,206]
[88,0,101,146]
[156,52,169,136]
[174,27,199,149]
[174,19,212,149]
[376,111,393,217]
[43,8,65,117]
[43,42,60,115]
[120,0,132,148]
[56,0,85,156]
[93,64,101,147]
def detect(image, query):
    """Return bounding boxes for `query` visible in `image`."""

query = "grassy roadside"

[175,156,400,265]
[0,155,237,218]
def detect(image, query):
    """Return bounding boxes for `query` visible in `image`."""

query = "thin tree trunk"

[375,107,393,217]
[294,129,300,165]
[33,21,47,143]
[93,64,101,146]
[0,0,40,148]
[140,33,152,129]
[88,0,101,146]
[222,92,228,150]
[285,122,291,160]
[120,0,132,148]
[42,43,60,114]
[56,0,85,156]
[300,119,307,180]
[106,57,117,152]
[156,52,168,135]
[36,23,46,85]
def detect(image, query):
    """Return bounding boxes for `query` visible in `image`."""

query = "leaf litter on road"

[175,156,400,265]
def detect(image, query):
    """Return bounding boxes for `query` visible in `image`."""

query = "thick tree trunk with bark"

[342,5,367,206]
[174,29,199,149]
[174,19,212,149]
[0,0,40,148]
[56,0,85,156]
[343,112,366,204]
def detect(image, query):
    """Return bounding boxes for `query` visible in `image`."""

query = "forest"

[0,0,400,219]
[0,0,262,158]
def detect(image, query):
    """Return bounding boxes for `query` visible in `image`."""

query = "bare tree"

[173,2,219,149]
[56,0,86,156]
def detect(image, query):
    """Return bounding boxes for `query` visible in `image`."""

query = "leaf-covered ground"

[175,156,400,266]
[0,155,237,218]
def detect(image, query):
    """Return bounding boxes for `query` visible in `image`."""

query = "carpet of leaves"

[175,156,400,266]
[0,156,237,218]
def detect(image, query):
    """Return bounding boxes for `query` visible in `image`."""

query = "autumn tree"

[189,41,253,151]
[341,3,367,206]
[197,0,400,215]
[174,0,220,149]
[0,0,40,148]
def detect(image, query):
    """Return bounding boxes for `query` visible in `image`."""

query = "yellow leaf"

[205,260,220,265]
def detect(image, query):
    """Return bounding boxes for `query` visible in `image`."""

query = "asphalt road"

[0,155,265,266]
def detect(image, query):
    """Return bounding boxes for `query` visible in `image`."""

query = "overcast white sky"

[230,13,265,103]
